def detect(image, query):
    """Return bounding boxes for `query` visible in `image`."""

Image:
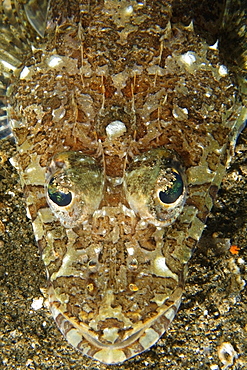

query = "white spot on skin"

[218,65,228,77]
[127,247,134,256]
[107,177,123,186]
[106,120,127,139]
[180,51,196,66]
[94,246,101,254]
[139,220,147,228]
[47,55,63,68]
[52,106,66,121]
[61,254,71,266]
[172,106,188,120]
[124,5,133,15]
[20,66,30,79]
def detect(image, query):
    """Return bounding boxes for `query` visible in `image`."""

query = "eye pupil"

[158,171,183,204]
[48,177,72,206]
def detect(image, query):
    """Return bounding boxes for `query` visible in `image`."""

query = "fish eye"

[123,148,186,226]
[48,176,72,207]
[157,168,183,205]
[45,151,105,228]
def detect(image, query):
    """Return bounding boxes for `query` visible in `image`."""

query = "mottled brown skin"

[0,0,246,365]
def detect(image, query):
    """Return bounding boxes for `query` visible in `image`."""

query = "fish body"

[0,0,246,365]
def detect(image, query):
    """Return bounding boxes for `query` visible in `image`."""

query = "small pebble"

[218,342,238,369]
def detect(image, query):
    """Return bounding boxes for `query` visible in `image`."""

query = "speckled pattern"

[0,0,246,367]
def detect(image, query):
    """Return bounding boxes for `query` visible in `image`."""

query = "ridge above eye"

[123,148,187,226]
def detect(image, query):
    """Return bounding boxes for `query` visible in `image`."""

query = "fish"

[0,0,246,365]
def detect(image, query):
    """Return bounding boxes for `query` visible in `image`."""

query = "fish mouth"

[48,287,182,364]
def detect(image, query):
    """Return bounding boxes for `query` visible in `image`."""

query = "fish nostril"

[129,283,139,292]
[128,258,138,270]
[87,260,98,272]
